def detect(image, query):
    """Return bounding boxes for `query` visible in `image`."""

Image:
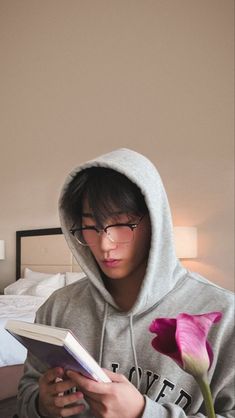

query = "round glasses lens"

[73,225,134,246]
[73,230,93,246]
[81,229,99,246]
[107,225,133,243]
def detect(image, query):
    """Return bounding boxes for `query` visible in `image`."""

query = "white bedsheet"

[0,295,45,366]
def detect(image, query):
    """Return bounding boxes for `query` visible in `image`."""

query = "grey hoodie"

[17,148,234,418]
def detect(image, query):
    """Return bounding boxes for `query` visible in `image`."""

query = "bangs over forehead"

[61,167,148,227]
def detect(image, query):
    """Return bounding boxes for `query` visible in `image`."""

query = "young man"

[17,148,234,418]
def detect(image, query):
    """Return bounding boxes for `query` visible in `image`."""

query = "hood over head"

[59,148,186,315]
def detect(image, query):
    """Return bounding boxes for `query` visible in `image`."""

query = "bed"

[0,227,84,401]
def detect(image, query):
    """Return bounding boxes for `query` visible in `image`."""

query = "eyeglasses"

[70,215,144,247]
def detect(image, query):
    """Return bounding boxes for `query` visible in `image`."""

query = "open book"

[5,320,111,383]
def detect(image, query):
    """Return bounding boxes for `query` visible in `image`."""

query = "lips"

[102,259,120,268]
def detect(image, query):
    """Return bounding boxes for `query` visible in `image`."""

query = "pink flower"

[149,312,222,378]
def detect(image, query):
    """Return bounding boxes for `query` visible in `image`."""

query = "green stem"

[195,376,216,418]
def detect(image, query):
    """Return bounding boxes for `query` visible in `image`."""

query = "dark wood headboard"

[16,228,62,280]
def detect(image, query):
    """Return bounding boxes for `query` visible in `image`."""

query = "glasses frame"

[70,215,144,247]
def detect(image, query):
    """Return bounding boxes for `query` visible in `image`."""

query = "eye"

[82,221,96,228]
[82,225,98,231]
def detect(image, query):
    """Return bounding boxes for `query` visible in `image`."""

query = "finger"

[60,402,85,417]
[102,369,127,383]
[48,379,79,396]
[43,367,64,384]
[66,371,111,395]
[54,391,84,408]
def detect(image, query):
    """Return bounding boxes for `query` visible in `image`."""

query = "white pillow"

[21,273,65,298]
[65,272,86,285]
[24,268,59,280]
[4,273,65,297]
[4,278,37,295]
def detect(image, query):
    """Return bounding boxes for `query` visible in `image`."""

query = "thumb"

[103,369,128,383]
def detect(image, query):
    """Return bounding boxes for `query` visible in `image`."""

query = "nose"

[99,231,117,251]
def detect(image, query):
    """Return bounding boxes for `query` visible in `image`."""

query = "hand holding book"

[6,320,146,418]
[5,319,111,383]
[37,366,86,417]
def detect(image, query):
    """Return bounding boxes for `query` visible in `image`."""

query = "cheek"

[86,246,101,265]
[133,239,150,261]
[134,224,151,255]
[123,233,151,265]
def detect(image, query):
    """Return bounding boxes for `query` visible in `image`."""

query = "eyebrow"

[82,213,94,218]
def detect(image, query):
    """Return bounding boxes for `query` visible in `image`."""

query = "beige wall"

[0,0,234,292]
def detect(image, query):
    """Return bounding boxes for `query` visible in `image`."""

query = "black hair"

[61,167,148,227]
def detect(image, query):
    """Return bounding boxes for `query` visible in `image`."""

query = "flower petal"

[149,311,222,379]
[149,318,183,366]
[175,312,222,377]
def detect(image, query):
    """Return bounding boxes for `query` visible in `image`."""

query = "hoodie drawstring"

[98,302,109,366]
[129,314,140,389]
[98,303,140,390]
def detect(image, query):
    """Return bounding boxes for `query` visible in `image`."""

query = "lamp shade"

[0,240,5,260]
[173,227,197,259]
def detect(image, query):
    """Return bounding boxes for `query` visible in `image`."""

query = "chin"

[103,271,124,280]
[101,268,126,280]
